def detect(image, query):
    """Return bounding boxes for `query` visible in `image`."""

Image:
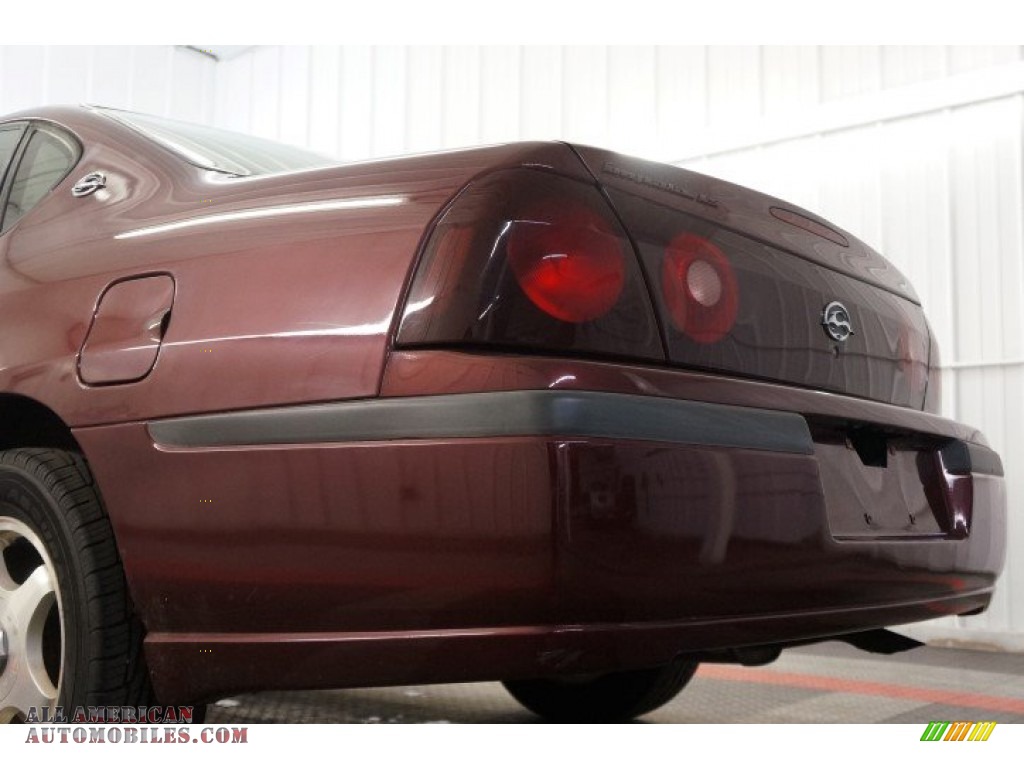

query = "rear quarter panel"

[0,109,591,642]
[0,112,589,423]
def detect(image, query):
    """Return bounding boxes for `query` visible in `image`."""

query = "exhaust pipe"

[839,629,923,655]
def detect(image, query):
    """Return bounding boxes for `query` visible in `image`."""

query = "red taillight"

[507,201,626,323]
[661,233,738,343]
[396,168,663,362]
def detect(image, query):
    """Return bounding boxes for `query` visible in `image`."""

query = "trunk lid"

[572,145,931,410]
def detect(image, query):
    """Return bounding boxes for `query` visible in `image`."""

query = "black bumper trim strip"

[967,442,1004,477]
[147,390,815,454]
[939,440,1004,477]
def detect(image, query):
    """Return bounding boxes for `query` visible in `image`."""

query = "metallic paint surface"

[142,595,994,703]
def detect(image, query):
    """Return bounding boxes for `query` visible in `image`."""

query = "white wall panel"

[948,45,1022,73]
[129,46,176,116]
[706,45,762,125]
[249,46,282,141]
[204,44,1023,163]
[562,46,608,147]
[0,46,46,113]
[479,46,521,145]
[44,46,90,105]
[882,46,949,89]
[338,46,373,161]
[819,46,883,101]
[607,47,657,155]
[0,45,215,119]
[371,46,407,157]
[213,48,254,135]
[279,46,311,148]
[307,45,340,156]
[762,45,819,116]
[654,46,707,152]
[168,46,209,124]
[440,46,479,150]
[90,46,133,112]
[406,46,443,152]
[518,46,563,139]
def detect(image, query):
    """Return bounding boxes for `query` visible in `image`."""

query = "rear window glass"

[3,127,77,231]
[97,107,334,177]
[0,123,26,182]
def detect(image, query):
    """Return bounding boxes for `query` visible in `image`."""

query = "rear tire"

[503,658,699,722]
[0,448,153,722]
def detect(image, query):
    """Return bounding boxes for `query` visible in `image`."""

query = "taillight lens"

[397,169,663,362]
[507,200,625,323]
[661,233,738,343]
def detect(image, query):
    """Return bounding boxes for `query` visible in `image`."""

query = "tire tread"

[503,658,699,723]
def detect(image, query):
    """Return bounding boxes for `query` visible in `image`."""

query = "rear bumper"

[146,384,1005,622]
[75,351,1007,701]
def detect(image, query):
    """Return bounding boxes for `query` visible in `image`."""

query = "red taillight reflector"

[662,233,738,344]
[396,168,664,362]
[507,202,626,323]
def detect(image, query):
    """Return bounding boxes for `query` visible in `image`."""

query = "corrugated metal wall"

[1,45,1020,648]
[0,45,215,121]
[210,45,1020,157]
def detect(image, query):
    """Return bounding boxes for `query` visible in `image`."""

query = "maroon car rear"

[0,106,1006,716]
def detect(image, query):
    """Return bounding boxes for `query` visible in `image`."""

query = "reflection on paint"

[114,196,407,240]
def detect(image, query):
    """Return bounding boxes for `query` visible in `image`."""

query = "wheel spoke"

[10,566,54,632]
[0,535,19,593]
[2,566,58,720]
[4,653,56,719]
[1,515,66,722]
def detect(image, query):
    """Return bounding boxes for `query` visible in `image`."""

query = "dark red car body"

[0,106,1006,704]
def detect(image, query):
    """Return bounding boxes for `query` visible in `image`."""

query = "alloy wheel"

[0,516,64,723]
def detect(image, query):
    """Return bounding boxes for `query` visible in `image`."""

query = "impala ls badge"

[822,301,854,342]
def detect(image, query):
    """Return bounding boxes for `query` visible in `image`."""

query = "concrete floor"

[204,641,1024,724]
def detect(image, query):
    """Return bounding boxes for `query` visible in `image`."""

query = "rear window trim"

[0,119,83,235]
[95,107,247,177]
[91,106,335,179]
[0,120,30,193]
